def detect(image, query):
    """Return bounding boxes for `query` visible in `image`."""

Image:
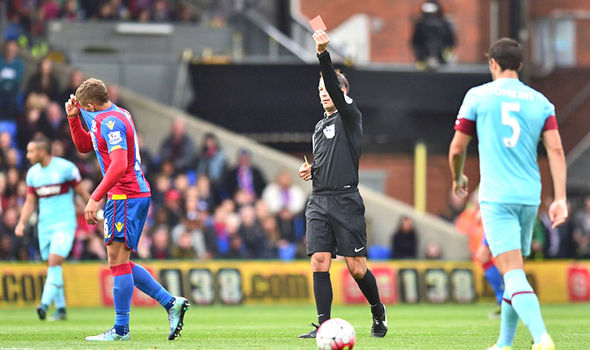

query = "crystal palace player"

[449,38,567,350]
[64,78,189,341]
[16,136,89,321]
[298,30,387,339]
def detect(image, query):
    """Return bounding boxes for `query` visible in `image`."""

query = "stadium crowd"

[4,0,232,41]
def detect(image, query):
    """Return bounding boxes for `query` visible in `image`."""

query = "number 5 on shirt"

[501,102,521,148]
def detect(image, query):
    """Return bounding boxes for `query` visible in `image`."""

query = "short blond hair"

[75,78,109,106]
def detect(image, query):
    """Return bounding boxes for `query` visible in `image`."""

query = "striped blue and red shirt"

[78,104,150,200]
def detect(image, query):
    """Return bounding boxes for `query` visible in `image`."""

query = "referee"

[298,29,387,339]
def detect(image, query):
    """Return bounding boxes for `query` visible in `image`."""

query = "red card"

[309,15,327,32]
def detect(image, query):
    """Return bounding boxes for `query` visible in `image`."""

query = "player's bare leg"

[37,253,66,321]
[493,250,554,350]
[345,256,387,337]
[299,252,332,338]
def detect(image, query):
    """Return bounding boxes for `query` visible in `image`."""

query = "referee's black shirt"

[311,51,362,193]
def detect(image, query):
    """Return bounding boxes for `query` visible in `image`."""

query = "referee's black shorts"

[305,188,367,257]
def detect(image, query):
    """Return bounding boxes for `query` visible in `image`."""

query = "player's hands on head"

[85,198,101,225]
[65,94,80,118]
[298,162,312,181]
[14,222,25,237]
[548,199,568,228]
[453,174,469,199]
[312,30,330,54]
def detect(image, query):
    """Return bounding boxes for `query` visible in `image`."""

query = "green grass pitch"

[0,303,588,349]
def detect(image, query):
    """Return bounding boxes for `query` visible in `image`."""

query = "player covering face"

[449,38,567,350]
[64,78,189,341]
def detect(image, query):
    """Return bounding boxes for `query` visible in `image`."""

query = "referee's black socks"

[355,269,385,316]
[313,271,333,324]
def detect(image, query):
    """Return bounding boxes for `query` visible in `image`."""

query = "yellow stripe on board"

[414,141,427,213]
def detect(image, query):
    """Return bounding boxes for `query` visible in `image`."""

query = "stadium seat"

[278,243,297,261]
[368,245,391,260]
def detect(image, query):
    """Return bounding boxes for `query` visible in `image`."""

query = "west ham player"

[449,38,567,350]
[16,136,89,321]
[64,78,189,341]
[298,30,387,339]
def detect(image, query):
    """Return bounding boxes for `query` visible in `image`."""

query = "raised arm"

[313,30,351,113]
[65,95,93,153]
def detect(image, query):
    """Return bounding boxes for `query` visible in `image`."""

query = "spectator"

[59,0,84,21]
[391,216,417,259]
[224,212,246,259]
[171,210,217,259]
[152,0,172,22]
[162,189,183,228]
[0,131,15,164]
[59,69,84,106]
[196,132,227,186]
[237,205,269,258]
[223,148,266,200]
[0,40,24,120]
[196,175,217,211]
[17,107,46,150]
[159,117,197,174]
[110,0,131,20]
[0,234,17,259]
[24,56,60,103]
[573,196,590,259]
[411,1,456,70]
[43,102,68,140]
[137,133,156,176]
[107,84,130,112]
[262,169,305,243]
[97,1,118,20]
[171,231,198,259]
[150,227,172,259]
[176,2,197,23]
[424,241,442,259]
[81,231,108,260]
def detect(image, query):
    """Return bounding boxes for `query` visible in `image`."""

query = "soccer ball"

[316,318,355,350]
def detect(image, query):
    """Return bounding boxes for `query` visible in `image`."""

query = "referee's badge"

[323,124,335,139]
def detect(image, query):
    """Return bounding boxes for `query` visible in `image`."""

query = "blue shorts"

[39,225,75,260]
[103,196,150,252]
[480,202,538,258]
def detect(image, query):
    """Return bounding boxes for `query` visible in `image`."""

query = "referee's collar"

[324,110,338,118]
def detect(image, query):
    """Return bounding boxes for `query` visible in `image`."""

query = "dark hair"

[31,135,51,154]
[488,38,522,71]
[320,69,350,93]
